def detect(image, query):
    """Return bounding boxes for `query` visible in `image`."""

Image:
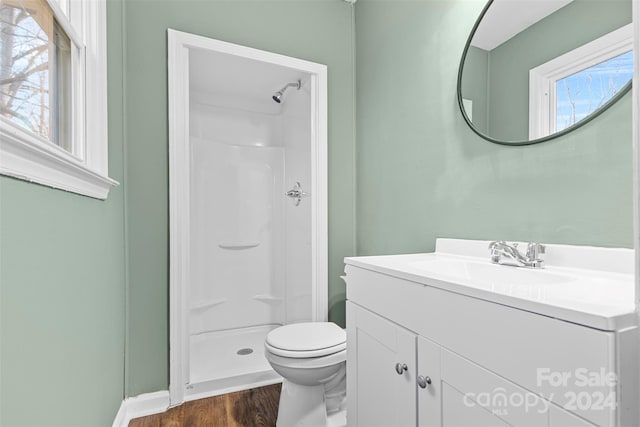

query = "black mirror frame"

[456,0,633,146]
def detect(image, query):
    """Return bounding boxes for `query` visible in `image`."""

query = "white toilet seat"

[265,322,346,358]
[265,341,346,358]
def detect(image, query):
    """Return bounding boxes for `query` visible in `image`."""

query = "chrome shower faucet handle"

[285,182,309,206]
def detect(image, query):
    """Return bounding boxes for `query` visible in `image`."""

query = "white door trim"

[632,2,640,423]
[633,0,640,313]
[167,29,328,407]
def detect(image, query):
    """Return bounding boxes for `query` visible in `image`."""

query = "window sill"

[0,122,118,199]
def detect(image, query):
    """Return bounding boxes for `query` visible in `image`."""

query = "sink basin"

[409,258,576,287]
[344,238,636,331]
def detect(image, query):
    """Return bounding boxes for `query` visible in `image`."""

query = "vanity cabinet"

[344,259,636,427]
[348,302,551,427]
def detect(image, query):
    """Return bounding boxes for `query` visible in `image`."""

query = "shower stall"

[168,30,328,404]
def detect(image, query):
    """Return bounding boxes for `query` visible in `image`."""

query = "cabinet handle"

[395,363,408,375]
[417,375,432,388]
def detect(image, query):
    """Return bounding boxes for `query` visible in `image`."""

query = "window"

[1,0,71,148]
[555,51,633,132]
[0,0,117,199]
[529,24,633,140]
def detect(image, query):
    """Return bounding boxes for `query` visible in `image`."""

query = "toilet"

[264,322,347,427]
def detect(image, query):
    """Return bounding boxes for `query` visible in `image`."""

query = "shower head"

[272,80,301,103]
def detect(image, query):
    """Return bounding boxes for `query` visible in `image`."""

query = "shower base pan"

[186,324,282,401]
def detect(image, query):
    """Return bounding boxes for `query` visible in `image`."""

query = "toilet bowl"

[264,322,347,427]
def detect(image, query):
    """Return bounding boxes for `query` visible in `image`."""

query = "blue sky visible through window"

[556,50,633,132]
[0,4,51,139]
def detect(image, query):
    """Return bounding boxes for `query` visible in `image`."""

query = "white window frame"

[0,0,118,199]
[529,23,633,140]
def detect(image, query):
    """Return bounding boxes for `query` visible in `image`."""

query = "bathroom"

[0,0,636,426]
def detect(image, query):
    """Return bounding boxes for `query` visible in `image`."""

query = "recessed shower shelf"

[253,294,284,303]
[191,298,227,311]
[218,242,260,250]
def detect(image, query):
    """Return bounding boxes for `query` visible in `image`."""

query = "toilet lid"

[266,322,346,357]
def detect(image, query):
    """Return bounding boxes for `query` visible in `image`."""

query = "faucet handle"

[526,243,545,259]
[488,240,504,249]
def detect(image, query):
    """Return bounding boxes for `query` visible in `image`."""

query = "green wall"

[355,0,632,256]
[0,0,127,424]
[121,0,356,396]
[486,0,631,141]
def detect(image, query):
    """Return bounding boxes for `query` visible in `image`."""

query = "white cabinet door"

[549,405,597,427]
[440,348,549,427]
[417,336,512,427]
[441,382,511,427]
[347,302,416,427]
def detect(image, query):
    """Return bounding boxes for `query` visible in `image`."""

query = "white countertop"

[344,239,637,331]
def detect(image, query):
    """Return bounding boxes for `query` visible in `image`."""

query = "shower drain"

[237,348,254,356]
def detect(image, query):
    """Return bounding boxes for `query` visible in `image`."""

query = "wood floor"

[129,384,281,427]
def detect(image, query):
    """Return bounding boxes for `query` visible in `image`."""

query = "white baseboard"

[112,390,170,427]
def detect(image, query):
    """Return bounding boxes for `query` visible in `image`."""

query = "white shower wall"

[190,98,286,333]
[187,69,312,386]
[281,86,312,323]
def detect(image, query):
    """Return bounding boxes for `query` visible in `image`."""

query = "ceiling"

[471,0,574,50]
[189,47,306,107]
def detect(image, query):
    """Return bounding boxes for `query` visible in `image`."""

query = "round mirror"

[457,0,633,145]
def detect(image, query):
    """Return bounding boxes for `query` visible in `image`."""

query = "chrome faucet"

[488,241,545,268]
